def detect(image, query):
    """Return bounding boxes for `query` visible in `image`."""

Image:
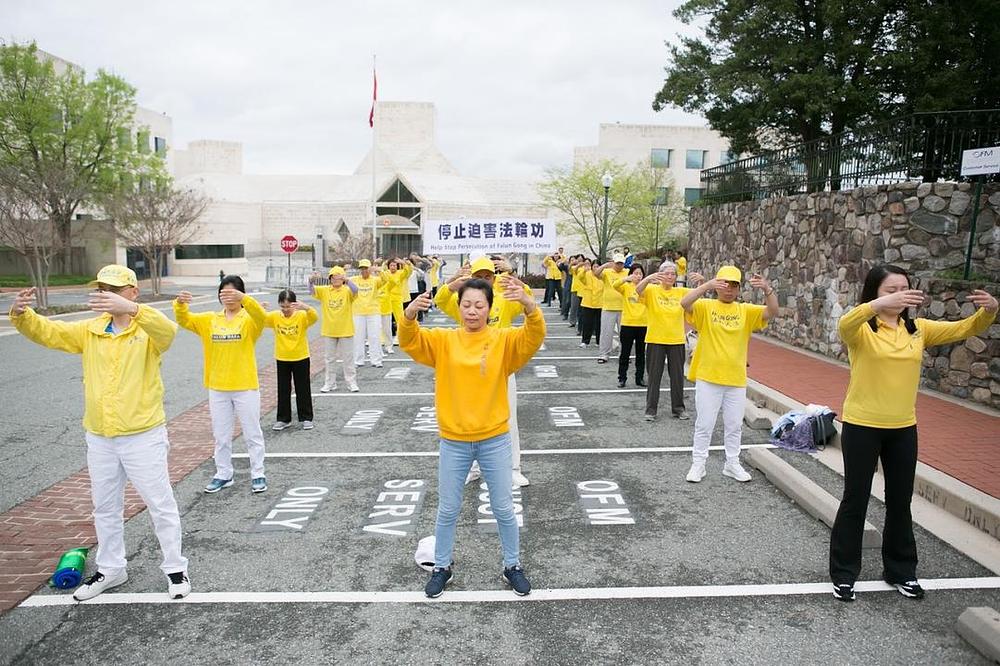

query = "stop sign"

[280,235,299,253]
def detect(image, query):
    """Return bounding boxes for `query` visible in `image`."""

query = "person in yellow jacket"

[612,263,649,389]
[174,275,268,495]
[265,289,318,431]
[428,256,445,299]
[310,266,360,392]
[401,275,545,598]
[680,266,778,485]
[434,256,533,487]
[378,257,412,354]
[568,255,584,330]
[11,265,190,601]
[574,259,603,347]
[829,265,997,603]
[676,252,688,286]
[350,259,385,368]
[593,253,629,363]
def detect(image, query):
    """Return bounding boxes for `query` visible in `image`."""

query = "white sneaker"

[685,461,707,483]
[302,420,314,430]
[512,470,530,488]
[578,342,587,348]
[320,383,335,393]
[73,570,128,601]
[372,363,383,368]
[723,460,752,482]
[272,421,290,431]
[167,572,191,599]
[386,347,395,355]
[465,466,482,485]
[348,383,360,393]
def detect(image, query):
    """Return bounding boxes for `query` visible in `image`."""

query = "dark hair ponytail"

[860,265,917,334]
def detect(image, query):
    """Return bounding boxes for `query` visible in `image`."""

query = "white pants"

[508,373,521,469]
[324,336,357,386]
[209,389,266,479]
[598,310,621,358]
[353,314,383,366]
[85,425,188,576]
[380,314,393,349]
[692,380,746,463]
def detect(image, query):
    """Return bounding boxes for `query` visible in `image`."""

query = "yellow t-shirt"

[350,274,383,316]
[613,280,648,327]
[543,256,562,281]
[571,266,583,295]
[174,296,267,391]
[839,303,996,428]
[641,285,691,345]
[676,256,687,277]
[433,280,531,329]
[313,285,356,338]
[380,264,412,309]
[399,308,546,441]
[687,299,767,387]
[600,268,629,311]
[576,267,603,309]
[264,308,318,362]
[429,260,441,288]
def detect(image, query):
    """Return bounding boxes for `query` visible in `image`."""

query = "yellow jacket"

[379,264,412,312]
[543,256,562,281]
[399,307,546,441]
[11,305,177,437]
[575,267,604,309]
[174,296,267,391]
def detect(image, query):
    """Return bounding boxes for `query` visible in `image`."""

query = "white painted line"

[20,577,1000,607]
[233,444,777,459]
[309,388,695,397]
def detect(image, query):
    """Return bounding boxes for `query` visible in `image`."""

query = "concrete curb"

[956,607,1000,663]
[745,379,1000,544]
[744,448,882,549]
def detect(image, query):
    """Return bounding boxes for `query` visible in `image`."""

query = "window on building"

[651,148,672,169]
[720,150,737,165]
[654,187,670,205]
[336,220,350,242]
[377,179,419,203]
[175,244,245,260]
[684,188,705,206]
[685,150,708,169]
[154,137,167,154]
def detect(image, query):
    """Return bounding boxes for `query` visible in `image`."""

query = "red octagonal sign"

[280,235,299,253]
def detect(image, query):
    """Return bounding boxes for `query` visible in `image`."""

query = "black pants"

[829,423,919,585]
[618,325,646,383]
[571,294,582,329]
[543,279,561,305]
[276,358,313,423]
[580,306,601,345]
[645,343,686,417]
[560,279,573,318]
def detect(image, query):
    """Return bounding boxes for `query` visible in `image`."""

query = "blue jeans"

[434,433,520,568]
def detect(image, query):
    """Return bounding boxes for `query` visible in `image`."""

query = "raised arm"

[500,276,545,371]
[635,273,662,298]
[172,291,212,335]
[748,274,779,321]
[680,279,721,313]
[9,288,87,354]
[921,290,998,347]
[132,305,178,354]
[593,261,613,278]
[399,292,438,366]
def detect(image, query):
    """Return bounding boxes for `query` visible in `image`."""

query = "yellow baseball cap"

[91,264,137,288]
[358,259,372,268]
[716,266,742,283]
[470,256,495,277]
[328,266,346,276]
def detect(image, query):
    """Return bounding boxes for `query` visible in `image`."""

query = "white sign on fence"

[422,218,557,254]
[960,146,1000,177]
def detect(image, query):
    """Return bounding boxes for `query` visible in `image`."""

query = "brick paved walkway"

[747,336,1000,500]
[0,338,326,613]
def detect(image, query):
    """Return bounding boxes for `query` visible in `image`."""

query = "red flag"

[368,68,377,128]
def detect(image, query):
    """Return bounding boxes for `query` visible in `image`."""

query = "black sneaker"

[889,580,925,599]
[502,565,531,596]
[424,567,453,598]
[832,583,856,602]
[636,379,647,387]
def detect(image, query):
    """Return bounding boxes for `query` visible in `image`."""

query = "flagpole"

[370,54,377,261]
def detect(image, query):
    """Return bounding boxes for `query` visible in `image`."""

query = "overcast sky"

[3,0,707,179]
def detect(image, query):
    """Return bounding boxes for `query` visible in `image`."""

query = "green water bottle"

[50,547,89,589]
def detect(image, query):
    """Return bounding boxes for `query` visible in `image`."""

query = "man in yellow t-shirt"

[310,266,359,392]
[350,259,385,368]
[680,266,778,484]
[593,253,629,363]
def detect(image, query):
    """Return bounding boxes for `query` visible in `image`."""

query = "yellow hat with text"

[90,264,138,288]
[715,266,742,283]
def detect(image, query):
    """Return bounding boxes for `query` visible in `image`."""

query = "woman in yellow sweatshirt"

[830,265,997,603]
[174,275,268,495]
[265,289,318,431]
[575,259,603,347]
[400,276,545,599]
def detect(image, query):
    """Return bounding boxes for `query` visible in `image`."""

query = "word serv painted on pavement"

[422,218,557,254]
[362,479,427,537]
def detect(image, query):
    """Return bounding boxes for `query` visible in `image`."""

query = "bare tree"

[102,183,207,296]
[327,232,375,266]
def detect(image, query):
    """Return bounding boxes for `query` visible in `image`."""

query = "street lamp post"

[601,172,612,262]
[651,201,660,255]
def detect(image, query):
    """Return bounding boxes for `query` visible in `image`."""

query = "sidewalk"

[747,335,1000,500]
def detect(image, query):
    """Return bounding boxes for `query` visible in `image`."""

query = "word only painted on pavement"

[255,485,331,532]
[576,480,635,526]
[362,479,427,537]
[341,409,384,436]
[478,482,525,532]
[411,406,438,433]
[534,364,558,378]
[384,367,411,380]
[548,406,584,427]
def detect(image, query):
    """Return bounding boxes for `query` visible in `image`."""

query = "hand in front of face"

[873,289,925,313]
[219,288,246,306]
[291,301,310,312]
[967,289,998,313]
[499,275,531,306]
[88,290,139,316]
[687,272,705,286]
[10,287,36,315]
[405,292,433,319]
[494,259,513,274]
[176,290,194,305]
[448,267,471,287]
[706,278,731,292]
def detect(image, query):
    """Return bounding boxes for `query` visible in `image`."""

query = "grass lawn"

[0,275,93,288]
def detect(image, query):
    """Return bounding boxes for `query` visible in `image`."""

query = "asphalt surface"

[1,305,998,665]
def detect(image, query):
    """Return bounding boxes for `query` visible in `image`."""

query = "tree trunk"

[54,212,73,275]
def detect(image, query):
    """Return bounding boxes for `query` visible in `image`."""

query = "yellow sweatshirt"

[599,268,629,311]
[543,256,562,280]
[264,308,318,361]
[613,280,648,327]
[313,284,356,337]
[350,274,384,317]
[174,296,266,391]
[434,280,532,329]
[575,267,604,309]
[839,303,996,428]
[380,264,412,312]
[11,305,177,437]
[399,308,546,441]
[641,285,691,345]
[430,260,441,288]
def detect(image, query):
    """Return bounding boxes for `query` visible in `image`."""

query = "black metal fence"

[701,110,1000,203]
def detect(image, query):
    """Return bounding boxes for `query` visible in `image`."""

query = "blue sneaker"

[204,478,233,494]
[502,565,531,596]
[251,477,267,494]
[424,567,453,598]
